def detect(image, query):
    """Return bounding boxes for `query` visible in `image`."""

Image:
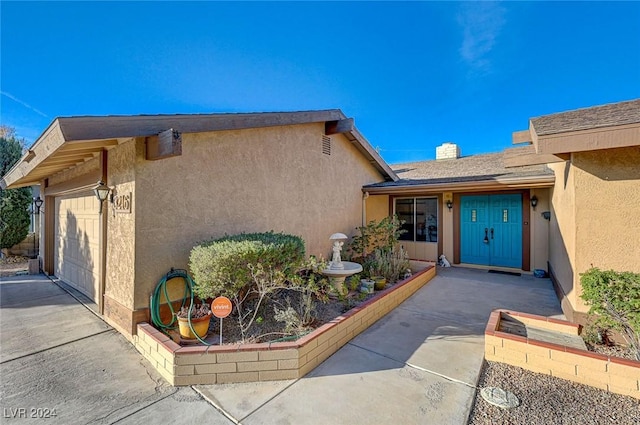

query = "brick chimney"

[436,142,460,160]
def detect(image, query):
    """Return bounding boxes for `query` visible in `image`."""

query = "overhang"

[1,110,398,189]
[363,174,555,196]
[505,99,640,168]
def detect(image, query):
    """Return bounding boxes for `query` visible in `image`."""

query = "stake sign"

[211,296,232,345]
[211,297,232,318]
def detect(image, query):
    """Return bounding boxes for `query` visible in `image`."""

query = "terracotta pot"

[177,313,212,339]
[372,276,387,290]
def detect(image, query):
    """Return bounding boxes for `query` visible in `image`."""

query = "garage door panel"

[54,195,100,303]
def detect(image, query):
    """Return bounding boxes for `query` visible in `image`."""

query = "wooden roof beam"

[512,130,532,144]
[145,129,182,161]
[325,118,354,136]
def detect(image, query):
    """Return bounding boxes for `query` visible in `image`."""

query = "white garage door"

[54,193,101,303]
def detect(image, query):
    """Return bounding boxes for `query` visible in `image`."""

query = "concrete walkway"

[0,268,563,424]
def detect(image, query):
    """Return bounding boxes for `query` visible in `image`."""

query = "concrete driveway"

[0,268,563,424]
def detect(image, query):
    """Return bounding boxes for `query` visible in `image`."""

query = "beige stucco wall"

[549,160,578,308]
[132,124,385,309]
[104,139,137,309]
[365,194,389,224]
[441,202,454,262]
[530,188,550,272]
[572,147,640,311]
[550,146,640,314]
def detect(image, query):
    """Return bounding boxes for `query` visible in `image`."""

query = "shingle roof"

[531,99,640,136]
[365,152,553,188]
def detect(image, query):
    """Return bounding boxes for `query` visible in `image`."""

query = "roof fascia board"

[535,123,640,155]
[58,110,347,141]
[363,175,555,195]
[1,119,66,189]
[346,127,399,182]
[503,145,567,168]
[529,120,539,152]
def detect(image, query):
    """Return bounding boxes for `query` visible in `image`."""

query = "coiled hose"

[150,268,213,345]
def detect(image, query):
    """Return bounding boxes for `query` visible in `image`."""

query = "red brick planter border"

[485,309,640,399]
[134,266,436,385]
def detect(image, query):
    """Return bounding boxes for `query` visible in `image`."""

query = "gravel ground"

[468,361,640,425]
[0,256,29,277]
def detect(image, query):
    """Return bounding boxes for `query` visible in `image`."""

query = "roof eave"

[532,122,640,155]
[345,127,398,182]
[363,174,555,195]
[2,110,398,188]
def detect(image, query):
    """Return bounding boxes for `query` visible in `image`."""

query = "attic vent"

[322,135,331,155]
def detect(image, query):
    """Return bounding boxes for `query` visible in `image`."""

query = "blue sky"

[1,1,639,164]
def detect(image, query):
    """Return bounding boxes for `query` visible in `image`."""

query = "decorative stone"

[480,387,520,409]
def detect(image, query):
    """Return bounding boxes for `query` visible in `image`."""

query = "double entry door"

[460,194,522,268]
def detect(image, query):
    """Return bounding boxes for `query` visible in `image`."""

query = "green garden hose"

[149,268,213,345]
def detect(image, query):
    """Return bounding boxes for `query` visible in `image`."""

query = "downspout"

[362,191,369,226]
[98,150,108,315]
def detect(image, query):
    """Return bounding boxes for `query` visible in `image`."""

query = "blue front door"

[460,194,522,268]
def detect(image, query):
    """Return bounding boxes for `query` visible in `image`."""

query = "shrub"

[580,267,640,360]
[346,215,406,261]
[347,215,408,282]
[0,130,31,250]
[189,231,306,300]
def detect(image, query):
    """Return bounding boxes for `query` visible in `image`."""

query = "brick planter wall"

[134,266,436,385]
[485,310,640,399]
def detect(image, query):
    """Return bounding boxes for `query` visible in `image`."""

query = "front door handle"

[491,228,494,239]
[483,228,489,244]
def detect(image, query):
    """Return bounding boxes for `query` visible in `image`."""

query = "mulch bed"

[173,282,397,345]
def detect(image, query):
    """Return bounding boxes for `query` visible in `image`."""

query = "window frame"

[393,196,439,243]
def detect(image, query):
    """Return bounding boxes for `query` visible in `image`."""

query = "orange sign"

[211,296,232,318]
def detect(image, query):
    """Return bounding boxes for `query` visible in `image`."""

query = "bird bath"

[321,233,363,297]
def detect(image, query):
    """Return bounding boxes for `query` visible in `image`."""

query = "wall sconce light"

[446,200,453,211]
[541,211,551,221]
[93,180,111,214]
[530,195,538,209]
[33,196,44,214]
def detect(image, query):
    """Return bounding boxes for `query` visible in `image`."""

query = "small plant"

[176,303,211,319]
[580,267,640,360]
[347,274,361,292]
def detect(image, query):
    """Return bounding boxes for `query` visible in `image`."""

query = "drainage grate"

[322,135,331,155]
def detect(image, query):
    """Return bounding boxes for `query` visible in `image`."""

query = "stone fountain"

[321,233,362,297]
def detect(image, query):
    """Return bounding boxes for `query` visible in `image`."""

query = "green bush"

[580,267,640,360]
[346,215,406,261]
[346,215,408,282]
[0,128,31,250]
[189,231,306,300]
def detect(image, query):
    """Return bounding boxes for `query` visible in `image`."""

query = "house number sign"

[113,192,132,213]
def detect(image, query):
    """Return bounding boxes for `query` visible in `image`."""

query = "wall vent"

[322,135,331,155]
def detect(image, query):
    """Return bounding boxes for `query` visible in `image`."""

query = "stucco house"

[363,99,640,324]
[0,110,396,336]
[2,100,638,338]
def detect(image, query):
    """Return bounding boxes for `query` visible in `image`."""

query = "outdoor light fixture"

[33,196,44,214]
[446,200,453,211]
[541,211,551,221]
[93,180,111,214]
[530,195,538,209]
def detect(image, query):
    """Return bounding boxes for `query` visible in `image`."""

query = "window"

[395,197,438,242]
